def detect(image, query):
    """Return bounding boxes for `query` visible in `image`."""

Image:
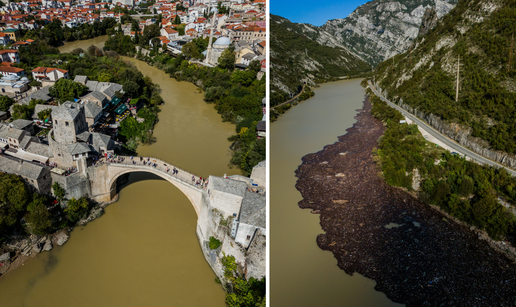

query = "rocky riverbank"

[0,194,117,279]
[295,97,516,306]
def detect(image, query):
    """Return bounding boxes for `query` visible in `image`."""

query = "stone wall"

[197,186,266,282]
[250,161,266,189]
[51,172,91,200]
[48,129,76,169]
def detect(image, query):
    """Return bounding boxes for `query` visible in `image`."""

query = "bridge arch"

[107,167,203,215]
[85,157,205,216]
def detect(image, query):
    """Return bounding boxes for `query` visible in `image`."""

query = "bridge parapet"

[87,156,208,214]
[99,156,207,191]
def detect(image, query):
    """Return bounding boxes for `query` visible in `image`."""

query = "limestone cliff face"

[418,7,439,37]
[270,14,371,96]
[321,0,457,65]
[372,0,516,169]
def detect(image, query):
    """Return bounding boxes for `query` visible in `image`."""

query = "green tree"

[247,60,262,73]
[0,95,15,112]
[192,37,209,53]
[26,194,52,235]
[65,197,89,223]
[181,42,201,59]
[218,46,236,71]
[142,24,160,46]
[52,182,66,201]
[49,79,89,103]
[37,108,52,121]
[173,15,181,25]
[0,174,30,231]
[122,80,140,97]
[230,70,255,86]
[176,24,185,36]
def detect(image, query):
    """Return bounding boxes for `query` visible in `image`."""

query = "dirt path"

[295,97,516,306]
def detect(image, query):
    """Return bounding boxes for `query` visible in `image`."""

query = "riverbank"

[0,193,120,279]
[295,96,516,306]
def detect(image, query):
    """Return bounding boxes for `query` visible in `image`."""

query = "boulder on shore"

[43,239,53,252]
[55,230,69,246]
[0,252,10,262]
[32,243,42,253]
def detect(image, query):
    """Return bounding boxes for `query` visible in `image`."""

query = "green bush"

[209,236,222,250]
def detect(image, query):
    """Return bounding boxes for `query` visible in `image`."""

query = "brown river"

[0,37,239,306]
[271,79,402,306]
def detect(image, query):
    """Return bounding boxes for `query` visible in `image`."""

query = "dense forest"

[369,92,516,241]
[375,0,516,155]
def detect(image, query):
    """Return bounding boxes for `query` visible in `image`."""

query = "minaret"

[204,15,216,64]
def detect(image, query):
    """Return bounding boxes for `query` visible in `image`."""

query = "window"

[246,235,251,240]
[66,121,69,126]
[55,120,58,125]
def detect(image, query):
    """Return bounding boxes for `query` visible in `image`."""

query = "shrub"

[209,236,222,250]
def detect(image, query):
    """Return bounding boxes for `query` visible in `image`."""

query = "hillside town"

[0,0,266,74]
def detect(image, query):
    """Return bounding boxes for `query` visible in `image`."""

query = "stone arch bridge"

[85,156,205,215]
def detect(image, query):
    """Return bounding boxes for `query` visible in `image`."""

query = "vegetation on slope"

[270,14,371,111]
[0,174,94,240]
[375,0,516,154]
[369,92,516,241]
[220,254,266,307]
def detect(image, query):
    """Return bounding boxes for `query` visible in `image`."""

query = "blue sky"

[271,0,369,26]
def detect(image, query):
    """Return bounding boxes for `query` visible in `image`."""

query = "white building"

[32,67,69,82]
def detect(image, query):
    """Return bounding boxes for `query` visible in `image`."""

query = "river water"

[0,37,239,306]
[271,79,402,306]
[57,35,108,53]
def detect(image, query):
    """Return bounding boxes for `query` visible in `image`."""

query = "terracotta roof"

[164,28,178,34]
[0,66,24,73]
[0,49,18,54]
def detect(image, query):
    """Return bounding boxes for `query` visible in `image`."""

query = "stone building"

[0,75,29,94]
[197,161,266,281]
[81,91,109,108]
[9,119,35,136]
[49,102,115,168]
[52,102,88,144]
[204,36,231,66]
[0,156,52,195]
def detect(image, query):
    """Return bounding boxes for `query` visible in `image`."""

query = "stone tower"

[51,102,87,145]
[204,15,216,64]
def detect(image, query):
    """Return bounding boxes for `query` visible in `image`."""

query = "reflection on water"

[271,79,402,306]
[0,38,237,307]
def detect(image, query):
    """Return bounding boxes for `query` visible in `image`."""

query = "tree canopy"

[49,79,89,103]
[0,95,15,112]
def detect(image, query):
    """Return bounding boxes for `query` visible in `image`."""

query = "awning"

[114,104,128,115]
[111,96,121,106]
[4,149,48,163]
[51,168,66,175]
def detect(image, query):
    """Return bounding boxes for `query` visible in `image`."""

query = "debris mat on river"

[295,97,516,306]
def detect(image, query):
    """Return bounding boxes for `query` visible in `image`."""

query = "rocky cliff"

[270,14,371,99]
[418,7,439,37]
[373,0,516,169]
[321,0,457,65]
